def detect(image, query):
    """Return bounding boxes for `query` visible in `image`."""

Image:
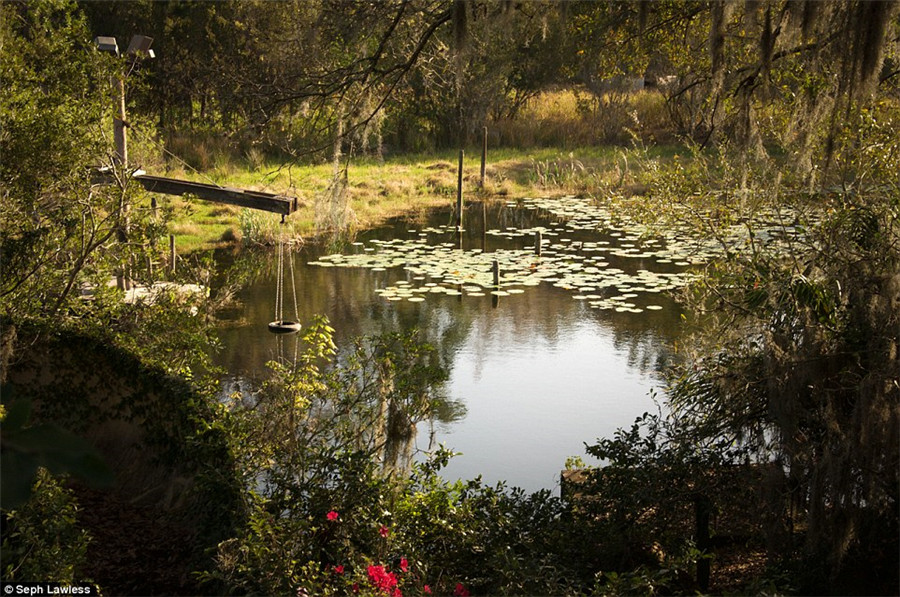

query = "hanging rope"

[274,229,284,322]
[288,239,300,323]
[124,126,301,336]
[268,218,302,335]
[287,238,301,364]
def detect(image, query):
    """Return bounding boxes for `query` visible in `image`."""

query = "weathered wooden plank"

[133,174,298,215]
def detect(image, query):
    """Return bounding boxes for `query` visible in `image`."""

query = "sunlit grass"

[139,86,693,252]
[157,142,688,252]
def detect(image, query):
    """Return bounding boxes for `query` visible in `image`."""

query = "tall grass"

[134,86,687,251]
[491,87,672,148]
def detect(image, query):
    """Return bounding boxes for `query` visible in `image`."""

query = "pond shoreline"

[167,145,683,252]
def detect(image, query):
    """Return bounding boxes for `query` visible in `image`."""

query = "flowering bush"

[367,564,399,595]
[204,322,580,596]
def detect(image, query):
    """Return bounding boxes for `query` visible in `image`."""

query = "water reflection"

[212,202,686,492]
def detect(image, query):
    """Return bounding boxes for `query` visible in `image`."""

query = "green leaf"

[0,449,41,509]
[1,421,114,510]
[1,397,31,431]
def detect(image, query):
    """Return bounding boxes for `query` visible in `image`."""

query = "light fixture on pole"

[93,34,154,291]
[93,36,119,55]
[93,34,154,168]
[125,35,154,59]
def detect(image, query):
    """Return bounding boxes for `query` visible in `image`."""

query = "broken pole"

[535,230,543,256]
[456,149,464,229]
[491,259,501,308]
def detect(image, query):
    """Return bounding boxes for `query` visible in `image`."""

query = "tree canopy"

[1,1,897,594]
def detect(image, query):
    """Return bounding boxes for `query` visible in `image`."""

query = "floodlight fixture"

[126,35,154,59]
[94,36,119,56]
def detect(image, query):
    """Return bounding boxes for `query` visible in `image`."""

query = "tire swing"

[268,219,302,335]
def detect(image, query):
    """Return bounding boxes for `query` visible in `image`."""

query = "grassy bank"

[161,144,685,252]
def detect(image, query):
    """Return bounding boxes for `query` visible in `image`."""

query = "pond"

[212,196,706,493]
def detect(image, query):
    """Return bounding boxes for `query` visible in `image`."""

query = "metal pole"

[113,77,128,167]
[114,76,130,290]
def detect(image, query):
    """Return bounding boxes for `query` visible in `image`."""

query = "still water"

[212,199,687,493]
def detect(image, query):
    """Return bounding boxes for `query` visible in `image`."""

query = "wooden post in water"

[480,127,487,188]
[456,149,464,229]
[535,230,543,256]
[491,260,500,309]
[169,234,176,276]
[481,201,487,252]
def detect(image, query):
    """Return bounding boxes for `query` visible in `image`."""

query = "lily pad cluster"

[501,196,808,264]
[309,196,807,311]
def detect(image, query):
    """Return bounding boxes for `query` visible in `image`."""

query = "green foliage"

[572,413,749,594]
[3,312,244,564]
[647,118,900,593]
[593,545,709,597]
[0,0,104,197]
[0,0,163,319]
[237,209,281,246]
[1,469,91,583]
[387,2,569,149]
[206,320,587,596]
[3,2,897,594]
[395,456,575,596]
[0,393,113,510]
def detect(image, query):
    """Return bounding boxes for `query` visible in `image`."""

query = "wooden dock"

[134,174,298,216]
[92,168,299,216]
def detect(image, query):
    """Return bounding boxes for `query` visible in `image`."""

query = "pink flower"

[453,583,470,597]
[399,558,408,573]
[332,565,344,575]
[367,565,399,595]
[423,586,432,595]
[379,525,390,538]
[326,510,339,521]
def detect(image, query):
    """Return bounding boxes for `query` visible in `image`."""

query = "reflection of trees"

[228,319,452,485]
[449,283,681,381]
[211,204,688,459]
[211,241,474,438]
